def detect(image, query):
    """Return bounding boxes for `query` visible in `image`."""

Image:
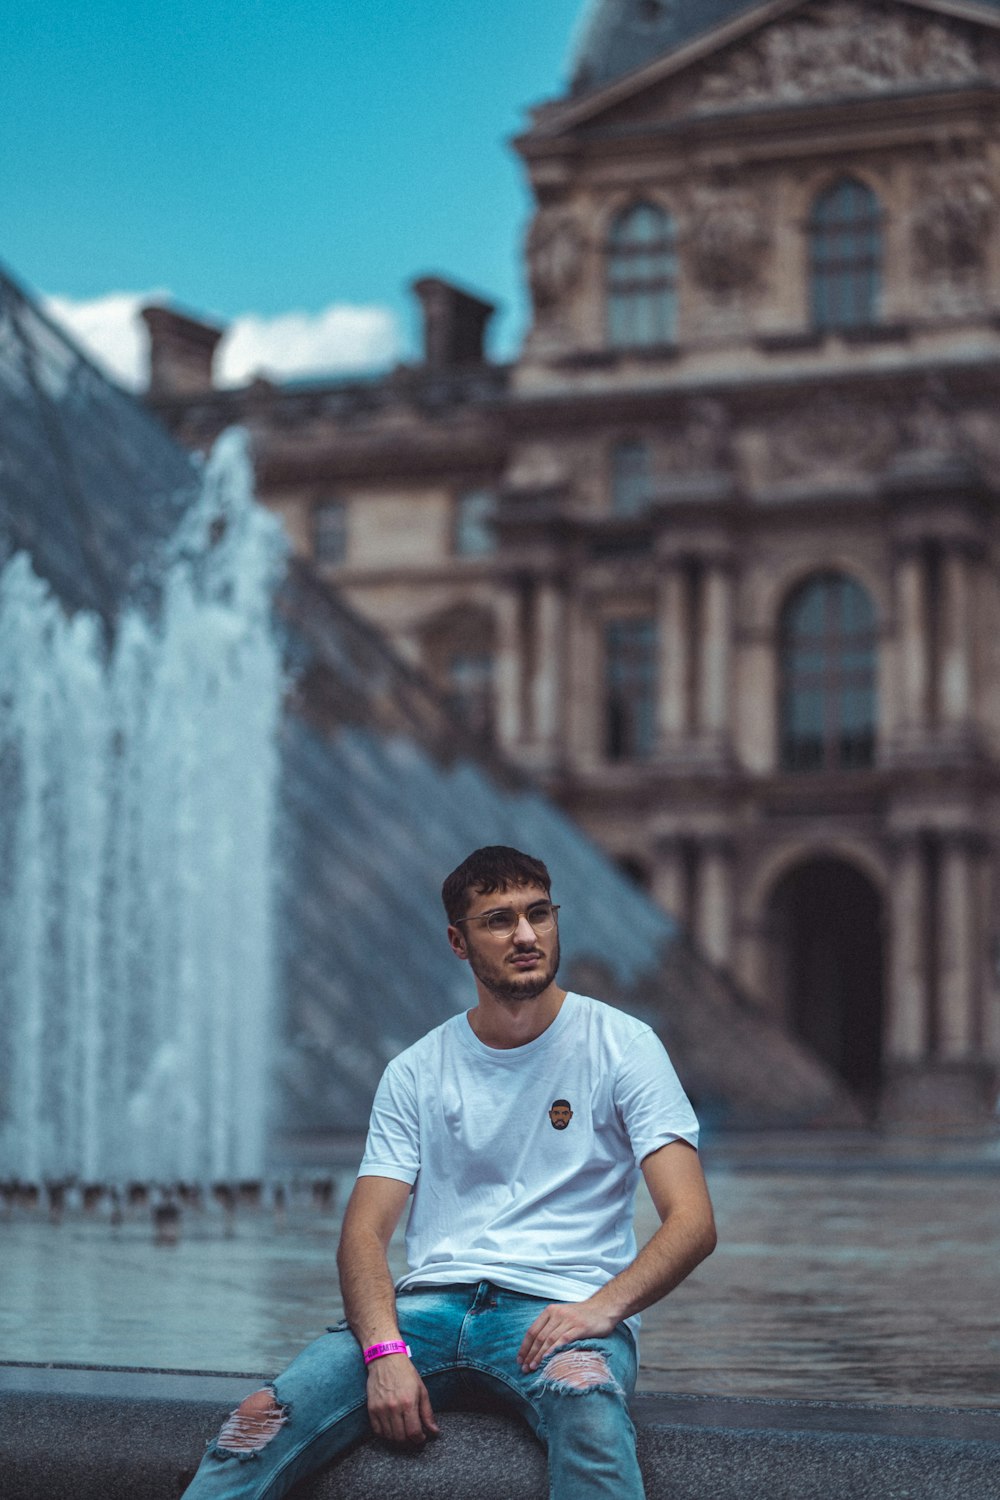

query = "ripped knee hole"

[216,1387,289,1452]
[537,1349,622,1394]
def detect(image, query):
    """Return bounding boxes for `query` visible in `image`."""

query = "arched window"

[809,178,882,331]
[605,616,657,761]
[314,497,347,565]
[454,489,496,556]
[780,572,877,772]
[607,203,677,349]
[611,439,653,515]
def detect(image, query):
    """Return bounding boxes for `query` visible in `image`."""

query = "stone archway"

[768,857,885,1105]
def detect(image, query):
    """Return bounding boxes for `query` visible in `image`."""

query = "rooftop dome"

[569,0,1000,96]
[570,0,767,95]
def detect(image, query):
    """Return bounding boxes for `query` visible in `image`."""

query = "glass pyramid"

[0,261,854,1151]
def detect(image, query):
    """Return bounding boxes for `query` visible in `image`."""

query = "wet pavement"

[641,1133,1000,1405]
[2,1131,998,1408]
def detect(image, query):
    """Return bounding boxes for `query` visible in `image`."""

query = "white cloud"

[43,290,401,391]
[44,290,158,390]
[218,305,399,386]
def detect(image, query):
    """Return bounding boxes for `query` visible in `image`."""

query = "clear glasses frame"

[453,901,561,939]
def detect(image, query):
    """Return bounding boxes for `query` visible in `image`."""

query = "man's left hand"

[517,1298,618,1373]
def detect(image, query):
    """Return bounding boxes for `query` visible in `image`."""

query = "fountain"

[0,429,286,1185]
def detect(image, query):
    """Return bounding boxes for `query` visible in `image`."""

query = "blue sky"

[3,1,589,383]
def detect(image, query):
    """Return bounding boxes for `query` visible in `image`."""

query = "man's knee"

[214,1386,289,1456]
[536,1349,623,1395]
[534,1349,639,1477]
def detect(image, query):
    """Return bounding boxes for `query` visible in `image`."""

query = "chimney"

[141,304,225,396]
[412,277,495,368]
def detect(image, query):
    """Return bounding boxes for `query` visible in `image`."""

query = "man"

[182,845,715,1499]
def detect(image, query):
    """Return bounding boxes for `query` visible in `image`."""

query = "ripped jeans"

[181,1280,644,1500]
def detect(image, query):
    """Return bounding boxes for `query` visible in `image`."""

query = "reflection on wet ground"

[2,1133,998,1406]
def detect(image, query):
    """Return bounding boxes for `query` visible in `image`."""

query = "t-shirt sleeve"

[357,1059,420,1185]
[613,1028,700,1162]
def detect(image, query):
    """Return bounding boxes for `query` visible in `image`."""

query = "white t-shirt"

[357,991,699,1334]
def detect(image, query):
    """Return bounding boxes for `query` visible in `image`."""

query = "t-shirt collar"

[457,990,578,1061]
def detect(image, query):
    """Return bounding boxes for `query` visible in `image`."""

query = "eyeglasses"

[453,901,560,939]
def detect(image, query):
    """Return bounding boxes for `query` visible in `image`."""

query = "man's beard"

[466,934,560,1003]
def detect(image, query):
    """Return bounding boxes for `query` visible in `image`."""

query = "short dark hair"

[442,845,551,924]
[550,1099,571,1111]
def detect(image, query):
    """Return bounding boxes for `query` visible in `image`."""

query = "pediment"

[525,0,1000,140]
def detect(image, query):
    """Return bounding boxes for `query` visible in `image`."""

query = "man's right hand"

[366,1354,440,1446]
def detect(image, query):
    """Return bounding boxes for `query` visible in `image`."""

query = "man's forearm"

[515,1199,716,1373]
[336,1203,441,1447]
[337,1224,402,1348]
[589,1204,716,1325]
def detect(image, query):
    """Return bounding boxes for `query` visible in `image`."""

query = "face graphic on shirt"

[549,1099,573,1130]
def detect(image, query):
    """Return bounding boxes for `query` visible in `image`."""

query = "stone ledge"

[2,1365,999,1500]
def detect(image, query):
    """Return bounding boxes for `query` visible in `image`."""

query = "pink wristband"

[363,1340,411,1365]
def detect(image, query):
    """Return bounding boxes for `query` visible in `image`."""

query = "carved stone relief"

[961,408,1000,476]
[911,157,997,284]
[760,384,999,484]
[506,441,574,493]
[663,398,735,475]
[686,187,771,298]
[766,394,897,482]
[526,210,587,314]
[902,382,963,459]
[694,4,993,112]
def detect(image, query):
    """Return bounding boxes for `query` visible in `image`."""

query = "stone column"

[938,835,977,1060]
[895,548,930,729]
[657,564,689,746]
[982,858,1000,1066]
[696,839,734,970]
[530,579,564,756]
[939,547,973,727]
[740,636,776,774]
[493,588,523,753]
[886,836,929,1064]
[652,838,687,924]
[565,591,601,769]
[698,563,733,742]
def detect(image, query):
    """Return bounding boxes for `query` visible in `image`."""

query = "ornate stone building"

[145,0,1000,1122]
